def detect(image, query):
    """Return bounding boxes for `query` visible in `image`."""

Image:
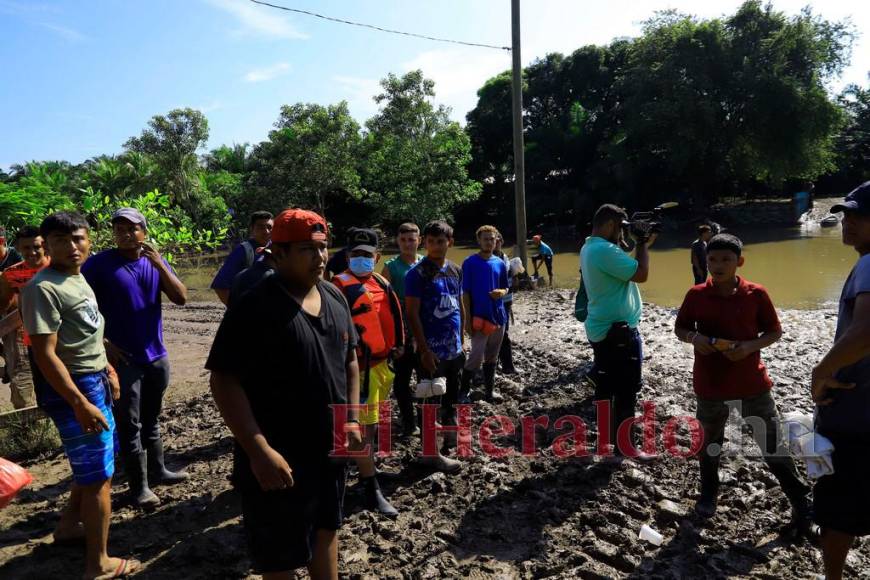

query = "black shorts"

[240,462,347,573]
[533,254,553,275]
[813,436,870,536]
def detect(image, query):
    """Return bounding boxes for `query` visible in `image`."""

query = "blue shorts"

[36,370,119,486]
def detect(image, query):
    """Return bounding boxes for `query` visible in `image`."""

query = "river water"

[176,222,857,309]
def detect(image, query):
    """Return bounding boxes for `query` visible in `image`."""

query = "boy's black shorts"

[813,435,870,537]
[240,461,347,574]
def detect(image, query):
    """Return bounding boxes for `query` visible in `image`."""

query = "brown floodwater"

[176,223,858,309]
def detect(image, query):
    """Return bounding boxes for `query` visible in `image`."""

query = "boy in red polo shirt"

[675,234,812,535]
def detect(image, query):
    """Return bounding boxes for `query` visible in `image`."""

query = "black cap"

[348,228,378,253]
[831,181,870,214]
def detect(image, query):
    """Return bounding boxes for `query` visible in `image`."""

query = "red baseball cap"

[271,209,328,243]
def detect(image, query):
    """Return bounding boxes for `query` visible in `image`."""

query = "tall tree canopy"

[465,0,855,229]
[361,70,481,227]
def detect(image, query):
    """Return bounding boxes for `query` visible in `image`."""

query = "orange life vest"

[331,271,403,366]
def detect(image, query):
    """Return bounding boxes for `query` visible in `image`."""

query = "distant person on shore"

[580,204,655,460]
[211,211,273,305]
[460,226,509,403]
[691,225,713,285]
[494,234,520,375]
[381,223,423,436]
[208,209,363,579]
[811,181,870,580]
[82,208,189,508]
[332,227,403,517]
[531,234,554,286]
[0,225,50,408]
[674,233,813,529]
[21,212,140,580]
[404,220,463,472]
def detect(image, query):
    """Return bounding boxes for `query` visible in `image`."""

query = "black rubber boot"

[362,476,398,518]
[458,369,474,403]
[695,459,719,518]
[146,438,190,484]
[125,452,160,509]
[399,397,418,437]
[483,363,501,402]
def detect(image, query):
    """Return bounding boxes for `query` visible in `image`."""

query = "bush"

[0,415,61,461]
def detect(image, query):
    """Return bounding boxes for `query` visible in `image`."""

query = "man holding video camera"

[580,204,656,460]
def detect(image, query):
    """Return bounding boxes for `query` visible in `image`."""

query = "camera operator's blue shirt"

[580,236,642,342]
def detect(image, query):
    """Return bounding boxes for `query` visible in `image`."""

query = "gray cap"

[111,207,148,229]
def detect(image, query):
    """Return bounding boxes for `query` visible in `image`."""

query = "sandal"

[86,558,142,580]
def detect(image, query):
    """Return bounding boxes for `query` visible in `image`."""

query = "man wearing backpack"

[211,211,273,305]
[580,204,656,460]
[332,228,403,517]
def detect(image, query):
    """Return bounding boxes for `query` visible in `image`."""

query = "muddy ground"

[1,290,868,579]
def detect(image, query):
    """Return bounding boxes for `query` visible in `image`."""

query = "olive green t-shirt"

[20,267,108,374]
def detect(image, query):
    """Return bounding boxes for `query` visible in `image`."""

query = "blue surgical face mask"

[349,256,375,276]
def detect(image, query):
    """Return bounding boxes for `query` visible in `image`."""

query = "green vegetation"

[0,415,61,461]
[465,1,862,230]
[1,1,868,244]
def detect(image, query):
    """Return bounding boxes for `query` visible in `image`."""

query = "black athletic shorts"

[240,461,347,573]
[813,435,870,537]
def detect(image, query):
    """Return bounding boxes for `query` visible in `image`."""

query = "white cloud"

[244,62,291,82]
[333,75,383,120]
[204,0,307,40]
[38,22,87,42]
[402,48,511,123]
[0,1,59,15]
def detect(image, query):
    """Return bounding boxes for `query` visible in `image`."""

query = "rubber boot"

[419,453,462,474]
[146,438,190,484]
[458,369,474,404]
[499,335,516,374]
[362,476,398,518]
[125,452,160,509]
[695,459,719,518]
[399,394,418,437]
[483,363,501,402]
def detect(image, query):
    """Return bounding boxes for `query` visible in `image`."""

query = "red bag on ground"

[0,457,33,508]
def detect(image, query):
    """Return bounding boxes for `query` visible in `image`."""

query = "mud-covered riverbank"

[1,290,867,579]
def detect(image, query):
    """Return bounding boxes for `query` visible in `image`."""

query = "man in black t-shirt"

[207,208,363,578]
[691,224,713,285]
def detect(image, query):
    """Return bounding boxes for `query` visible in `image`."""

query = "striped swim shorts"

[36,370,119,486]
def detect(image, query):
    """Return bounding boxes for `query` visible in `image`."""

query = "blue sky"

[2,0,868,171]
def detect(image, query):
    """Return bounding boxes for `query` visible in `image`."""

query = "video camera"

[623,202,679,241]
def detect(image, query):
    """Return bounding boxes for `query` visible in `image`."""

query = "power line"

[248,0,511,51]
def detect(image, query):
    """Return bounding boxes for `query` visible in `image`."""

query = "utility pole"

[511,0,528,268]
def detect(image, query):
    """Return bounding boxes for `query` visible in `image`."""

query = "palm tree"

[204,143,250,173]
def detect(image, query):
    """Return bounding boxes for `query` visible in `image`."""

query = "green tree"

[205,143,250,174]
[124,108,210,206]
[361,70,481,226]
[465,0,853,227]
[246,102,362,219]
